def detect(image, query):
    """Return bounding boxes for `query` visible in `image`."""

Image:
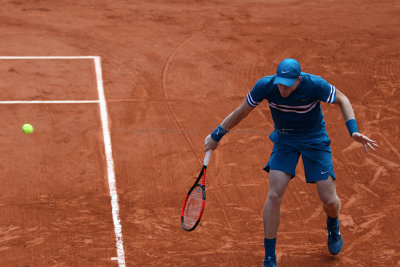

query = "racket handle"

[203,150,212,166]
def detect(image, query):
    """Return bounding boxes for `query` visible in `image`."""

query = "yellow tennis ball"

[22,124,34,134]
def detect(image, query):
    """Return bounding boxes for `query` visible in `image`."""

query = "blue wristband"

[345,119,359,136]
[210,125,229,142]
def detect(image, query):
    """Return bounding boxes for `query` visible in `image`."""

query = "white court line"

[0,56,96,59]
[0,56,126,266]
[94,56,126,266]
[0,100,99,104]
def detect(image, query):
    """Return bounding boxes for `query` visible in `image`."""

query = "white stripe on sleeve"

[246,93,260,107]
[330,86,336,103]
[326,85,334,103]
[326,85,336,104]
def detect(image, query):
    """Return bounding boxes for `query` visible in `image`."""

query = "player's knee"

[267,191,284,207]
[322,195,340,209]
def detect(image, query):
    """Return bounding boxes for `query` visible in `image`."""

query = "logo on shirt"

[301,98,311,102]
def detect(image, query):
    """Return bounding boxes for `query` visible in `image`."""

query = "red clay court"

[0,0,399,266]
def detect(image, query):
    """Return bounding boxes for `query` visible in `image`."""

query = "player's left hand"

[351,132,379,152]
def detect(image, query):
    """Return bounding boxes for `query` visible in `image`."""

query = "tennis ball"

[22,124,34,134]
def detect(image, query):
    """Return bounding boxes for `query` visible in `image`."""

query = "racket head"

[181,167,207,231]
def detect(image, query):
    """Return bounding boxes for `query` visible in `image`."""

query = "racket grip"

[203,150,212,166]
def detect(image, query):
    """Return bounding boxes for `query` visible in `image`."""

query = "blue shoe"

[327,223,343,255]
[263,257,277,267]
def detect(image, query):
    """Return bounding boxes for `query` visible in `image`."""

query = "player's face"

[277,77,302,98]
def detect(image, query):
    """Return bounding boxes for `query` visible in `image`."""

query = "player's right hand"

[204,134,218,151]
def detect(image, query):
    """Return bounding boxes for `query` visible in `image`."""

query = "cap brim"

[273,76,297,87]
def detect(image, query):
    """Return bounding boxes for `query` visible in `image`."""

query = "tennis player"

[204,58,378,267]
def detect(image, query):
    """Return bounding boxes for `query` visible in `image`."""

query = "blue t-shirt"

[246,72,336,144]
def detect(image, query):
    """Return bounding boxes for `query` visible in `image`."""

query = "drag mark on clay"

[357,183,380,199]
[346,224,382,252]
[359,214,386,229]
[342,195,360,210]
[370,166,386,186]
[161,34,201,164]
[345,213,388,254]
[342,141,360,153]
[375,132,400,162]
[303,206,322,224]
[339,214,356,229]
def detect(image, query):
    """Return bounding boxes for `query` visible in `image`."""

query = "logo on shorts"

[321,170,330,174]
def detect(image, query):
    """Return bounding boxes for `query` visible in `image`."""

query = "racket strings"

[183,186,204,229]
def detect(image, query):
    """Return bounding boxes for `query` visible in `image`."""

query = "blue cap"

[273,58,301,87]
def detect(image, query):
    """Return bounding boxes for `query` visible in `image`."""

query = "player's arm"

[221,99,254,130]
[334,89,379,152]
[204,99,254,151]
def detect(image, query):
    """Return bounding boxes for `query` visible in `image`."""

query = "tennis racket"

[181,149,212,231]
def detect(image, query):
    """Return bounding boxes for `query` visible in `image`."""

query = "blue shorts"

[264,132,336,183]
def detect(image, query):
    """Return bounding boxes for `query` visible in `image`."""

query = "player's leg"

[263,143,299,266]
[263,170,291,267]
[316,175,341,219]
[263,170,291,239]
[315,175,343,255]
[301,142,343,255]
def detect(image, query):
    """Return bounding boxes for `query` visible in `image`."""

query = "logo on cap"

[274,58,301,87]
